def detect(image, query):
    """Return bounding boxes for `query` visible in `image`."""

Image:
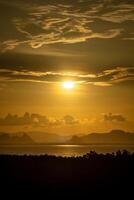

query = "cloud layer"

[0,113,80,126]
[0,66,134,86]
[0,1,133,89]
[0,112,128,127]
[0,0,134,51]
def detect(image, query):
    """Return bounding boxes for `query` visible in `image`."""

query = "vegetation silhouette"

[0,150,134,196]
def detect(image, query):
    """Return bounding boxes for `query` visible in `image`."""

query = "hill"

[0,133,34,144]
[69,130,134,144]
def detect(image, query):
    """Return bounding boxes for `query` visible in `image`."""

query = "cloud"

[1,0,133,51]
[0,112,52,126]
[0,112,80,126]
[27,29,121,49]
[123,36,134,41]
[104,113,126,122]
[1,40,21,52]
[0,66,134,86]
[100,3,134,23]
[63,115,79,125]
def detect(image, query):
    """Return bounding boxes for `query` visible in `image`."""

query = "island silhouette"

[0,129,134,144]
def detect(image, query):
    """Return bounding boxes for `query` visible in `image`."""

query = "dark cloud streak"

[0,0,134,51]
[0,66,134,86]
[104,113,126,122]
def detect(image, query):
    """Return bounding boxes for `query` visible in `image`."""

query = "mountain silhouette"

[29,131,68,143]
[68,130,134,144]
[0,130,134,144]
[0,133,34,144]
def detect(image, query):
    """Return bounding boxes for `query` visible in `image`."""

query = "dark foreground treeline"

[0,150,134,196]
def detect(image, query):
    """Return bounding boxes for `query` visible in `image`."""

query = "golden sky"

[0,0,134,134]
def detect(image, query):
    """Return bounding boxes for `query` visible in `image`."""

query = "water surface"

[0,144,134,157]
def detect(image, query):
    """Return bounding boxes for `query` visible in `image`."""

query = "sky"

[0,0,134,135]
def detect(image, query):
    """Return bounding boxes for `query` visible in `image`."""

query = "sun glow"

[62,81,75,89]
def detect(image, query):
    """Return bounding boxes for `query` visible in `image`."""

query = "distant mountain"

[1,130,134,145]
[29,131,69,143]
[68,130,134,144]
[0,133,34,144]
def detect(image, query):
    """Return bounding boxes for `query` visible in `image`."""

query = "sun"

[62,81,75,89]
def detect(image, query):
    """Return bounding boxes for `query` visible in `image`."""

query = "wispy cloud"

[1,0,133,51]
[100,3,134,23]
[0,67,134,86]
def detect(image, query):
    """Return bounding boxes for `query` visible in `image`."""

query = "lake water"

[0,144,134,157]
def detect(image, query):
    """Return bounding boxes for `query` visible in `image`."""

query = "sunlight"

[62,81,75,89]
